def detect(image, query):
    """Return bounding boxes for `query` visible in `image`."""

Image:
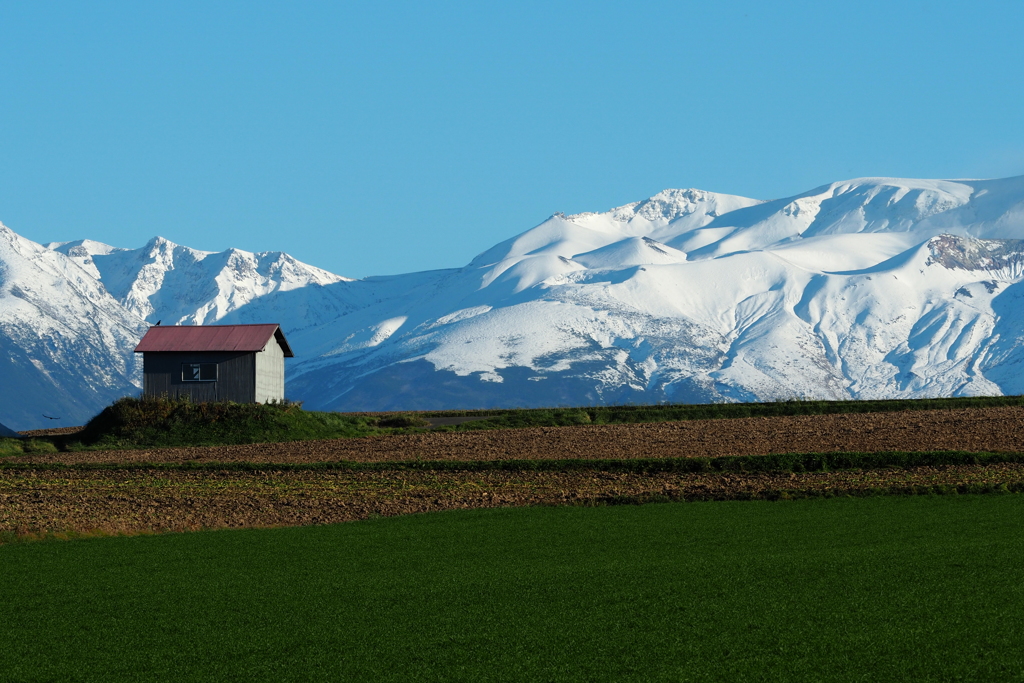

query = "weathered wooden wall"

[254,337,285,403]
[142,352,255,403]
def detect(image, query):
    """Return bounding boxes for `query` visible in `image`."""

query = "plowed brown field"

[4,406,1024,539]
[4,464,1023,537]
[12,405,1024,465]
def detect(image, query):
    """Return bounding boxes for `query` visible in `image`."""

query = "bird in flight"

[42,415,60,420]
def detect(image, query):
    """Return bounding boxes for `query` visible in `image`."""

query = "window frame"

[181,362,218,382]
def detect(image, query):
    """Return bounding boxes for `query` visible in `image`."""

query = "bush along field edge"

[3,449,1023,474]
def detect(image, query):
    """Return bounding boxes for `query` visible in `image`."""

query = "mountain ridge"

[4,174,1024,428]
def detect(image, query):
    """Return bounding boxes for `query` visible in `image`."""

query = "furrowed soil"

[4,465,1023,537]
[4,406,1024,538]
[11,406,1024,465]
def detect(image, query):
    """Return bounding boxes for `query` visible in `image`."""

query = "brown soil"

[13,405,1024,465]
[3,464,1022,537]
[5,406,1024,539]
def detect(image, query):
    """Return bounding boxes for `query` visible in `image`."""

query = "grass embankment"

[2,496,1022,681]
[34,397,430,451]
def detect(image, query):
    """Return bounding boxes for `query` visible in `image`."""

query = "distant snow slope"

[0,229,352,429]
[49,236,349,326]
[5,175,1024,428]
[0,224,147,429]
[284,176,1024,411]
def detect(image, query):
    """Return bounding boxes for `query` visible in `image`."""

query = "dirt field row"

[13,406,1024,465]
[6,406,1024,539]
[3,463,1022,537]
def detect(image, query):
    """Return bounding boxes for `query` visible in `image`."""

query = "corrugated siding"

[254,337,285,403]
[143,352,256,403]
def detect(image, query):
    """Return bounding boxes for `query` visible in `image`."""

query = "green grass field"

[2,495,1022,681]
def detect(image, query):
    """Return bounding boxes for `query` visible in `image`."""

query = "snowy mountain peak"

[573,236,687,269]
[48,239,128,258]
[140,235,211,262]
[472,188,763,270]
[561,188,762,229]
[45,236,351,325]
[0,228,147,429]
[607,188,762,223]
[282,175,1024,413]
[11,174,1024,429]
[782,177,977,238]
[47,239,131,279]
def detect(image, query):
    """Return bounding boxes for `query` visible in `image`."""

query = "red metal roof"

[134,324,294,357]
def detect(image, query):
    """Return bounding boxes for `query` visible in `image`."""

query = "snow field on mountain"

[292,174,1024,409]
[6,175,1024,425]
[0,225,147,428]
[51,236,348,325]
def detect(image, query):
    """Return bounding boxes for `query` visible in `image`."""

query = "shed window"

[182,363,218,382]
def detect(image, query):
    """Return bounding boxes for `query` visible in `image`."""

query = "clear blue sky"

[1,1,1022,278]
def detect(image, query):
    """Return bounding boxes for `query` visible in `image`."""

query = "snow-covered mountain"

[5,175,1024,428]
[0,230,353,428]
[277,177,1024,410]
[0,224,148,428]
[48,236,350,326]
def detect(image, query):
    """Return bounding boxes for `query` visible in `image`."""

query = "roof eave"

[274,327,295,357]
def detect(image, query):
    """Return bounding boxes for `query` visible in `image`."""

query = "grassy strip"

[2,496,1023,680]
[583,482,1024,505]
[0,437,58,455]
[435,394,1024,430]
[4,450,1024,474]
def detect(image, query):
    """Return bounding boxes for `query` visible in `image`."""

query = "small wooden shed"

[134,324,294,403]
